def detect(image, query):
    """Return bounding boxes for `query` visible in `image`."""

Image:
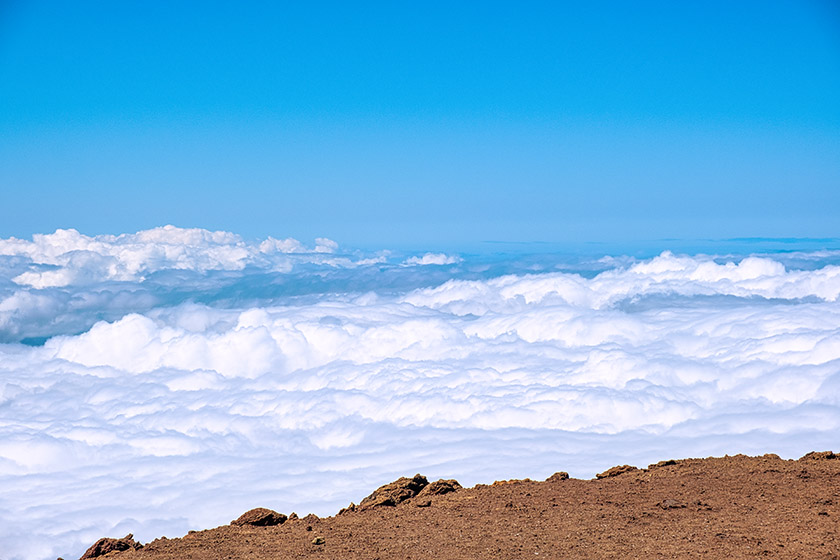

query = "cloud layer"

[0,226,346,288]
[1,228,839,560]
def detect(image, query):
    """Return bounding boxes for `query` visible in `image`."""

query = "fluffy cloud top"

[403,253,462,266]
[0,230,838,560]
[1,226,338,287]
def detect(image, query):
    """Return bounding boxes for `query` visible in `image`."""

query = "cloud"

[403,253,462,266]
[1,233,839,559]
[0,226,342,287]
[402,251,840,314]
[0,227,376,343]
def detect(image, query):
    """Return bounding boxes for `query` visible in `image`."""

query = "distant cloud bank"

[0,226,344,287]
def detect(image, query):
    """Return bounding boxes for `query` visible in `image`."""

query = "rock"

[231,507,287,527]
[415,498,432,507]
[546,471,569,482]
[312,536,325,545]
[492,478,530,486]
[596,465,639,479]
[359,474,428,509]
[338,502,357,515]
[417,479,461,497]
[800,451,837,461]
[649,459,677,469]
[79,534,142,559]
[657,499,686,510]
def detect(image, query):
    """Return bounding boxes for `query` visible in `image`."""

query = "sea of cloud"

[1,227,839,560]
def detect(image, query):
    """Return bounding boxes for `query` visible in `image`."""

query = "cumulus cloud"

[0,226,341,287]
[402,251,840,314]
[403,252,462,266]
[0,227,383,343]
[1,234,839,560]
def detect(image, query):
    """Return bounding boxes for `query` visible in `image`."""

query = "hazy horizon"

[2,1,839,244]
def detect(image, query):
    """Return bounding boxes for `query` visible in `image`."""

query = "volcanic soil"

[75,452,840,560]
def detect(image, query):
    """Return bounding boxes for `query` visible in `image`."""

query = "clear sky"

[1,0,839,248]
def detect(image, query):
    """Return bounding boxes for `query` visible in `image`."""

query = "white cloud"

[0,226,344,287]
[0,236,839,560]
[403,252,462,266]
[314,237,339,253]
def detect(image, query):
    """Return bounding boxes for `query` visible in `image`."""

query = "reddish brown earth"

[75,452,840,560]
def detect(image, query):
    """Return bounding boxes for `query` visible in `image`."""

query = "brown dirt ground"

[77,453,840,560]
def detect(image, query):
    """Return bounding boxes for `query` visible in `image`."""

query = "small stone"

[231,507,287,527]
[312,537,325,545]
[546,471,569,482]
[596,465,639,479]
[79,534,142,559]
[359,474,428,509]
[415,498,432,507]
[492,479,527,486]
[800,451,837,461]
[416,479,461,497]
[657,499,686,510]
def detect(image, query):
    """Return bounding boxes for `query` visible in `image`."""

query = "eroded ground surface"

[76,453,840,560]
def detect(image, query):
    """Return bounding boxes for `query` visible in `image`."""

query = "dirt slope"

[75,452,840,560]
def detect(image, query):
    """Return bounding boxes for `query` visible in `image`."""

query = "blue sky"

[1,0,839,248]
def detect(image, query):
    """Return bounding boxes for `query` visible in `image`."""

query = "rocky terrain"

[73,452,839,560]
